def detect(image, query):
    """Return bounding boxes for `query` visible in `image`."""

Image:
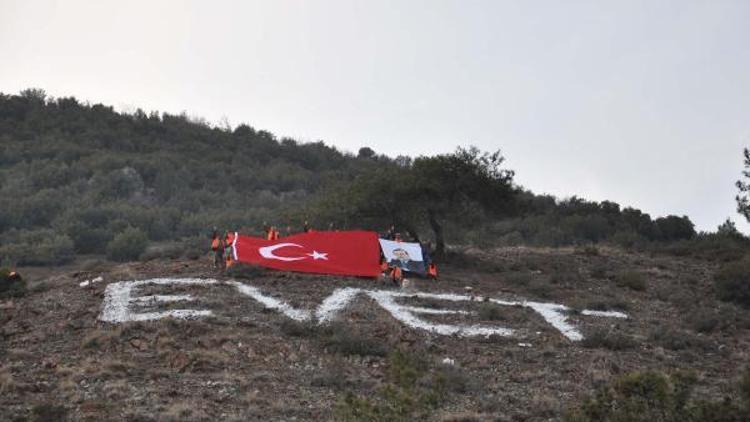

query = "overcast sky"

[1,0,749,232]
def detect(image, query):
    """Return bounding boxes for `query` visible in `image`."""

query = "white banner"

[379,239,426,274]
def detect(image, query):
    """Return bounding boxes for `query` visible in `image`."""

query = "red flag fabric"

[231,230,381,277]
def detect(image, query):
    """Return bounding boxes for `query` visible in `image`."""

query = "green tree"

[315,147,517,256]
[737,148,750,222]
[106,227,148,262]
[410,147,516,256]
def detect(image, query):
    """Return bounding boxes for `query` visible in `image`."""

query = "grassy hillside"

[0,88,747,268]
[0,89,378,265]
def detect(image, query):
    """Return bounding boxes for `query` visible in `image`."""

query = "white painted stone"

[366,290,514,337]
[227,280,311,322]
[98,277,630,342]
[99,278,217,323]
[581,309,628,319]
[315,288,362,323]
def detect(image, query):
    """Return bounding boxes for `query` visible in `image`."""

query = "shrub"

[30,403,69,422]
[576,298,629,312]
[685,307,740,334]
[715,260,750,308]
[649,327,711,351]
[66,223,113,254]
[581,328,637,351]
[611,230,646,250]
[140,243,183,261]
[654,233,748,262]
[320,323,388,357]
[616,271,647,291]
[0,230,75,266]
[565,370,750,422]
[106,227,148,262]
[589,263,609,279]
[576,246,600,256]
[477,302,506,321]
[279,319,318,338]
[655,215,696,241]
[335,350,445,421]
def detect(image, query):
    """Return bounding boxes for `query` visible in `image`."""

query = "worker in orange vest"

[380,259,389,274]
[391,265,403,286]
[224,231,235,268]
[427,262,438,281]
[262,222,270,239]
[211,230,224,269]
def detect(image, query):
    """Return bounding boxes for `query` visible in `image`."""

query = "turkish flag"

[231,230,381,278]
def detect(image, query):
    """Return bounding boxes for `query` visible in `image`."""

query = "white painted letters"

[99,278,627,341]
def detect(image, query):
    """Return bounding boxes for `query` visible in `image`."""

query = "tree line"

[0,88,742,266]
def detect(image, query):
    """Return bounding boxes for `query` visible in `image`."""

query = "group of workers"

[380,225,439,285]
[210,222,439,285]
[210,230,236,270]
[263,220,319,240]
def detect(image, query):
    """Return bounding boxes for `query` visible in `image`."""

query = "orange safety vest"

[428,263,438,278]
[392,266,403,280]
[211,237,220,251]
[380,261,388,272]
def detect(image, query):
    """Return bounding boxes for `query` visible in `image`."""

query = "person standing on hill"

[385,225,396,240]
[224,231,235,268]
[262,222,270,239]
[211,230,224,269]
[427,262,439,281]
[391,265,403,286]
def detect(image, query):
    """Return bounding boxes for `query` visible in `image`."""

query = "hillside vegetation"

[0,88,746,267]
[1,89,750,421]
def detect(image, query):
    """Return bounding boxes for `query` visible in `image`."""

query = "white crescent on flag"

[258,243,307,261]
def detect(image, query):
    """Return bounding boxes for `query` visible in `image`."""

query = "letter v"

[228,281,313,321]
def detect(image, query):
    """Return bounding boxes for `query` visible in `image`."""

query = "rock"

[168,351,190,371]
[130,338,147,351]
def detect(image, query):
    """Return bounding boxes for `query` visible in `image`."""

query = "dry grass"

[582,328,637,350]
[0,367,17,393]
[188,349,230,372]
[80,327,121,350]
[439,412,486,422]
[615,270,647,291]
[162,402,206,420]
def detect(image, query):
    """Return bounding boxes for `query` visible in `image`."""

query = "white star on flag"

[307,250,328,260]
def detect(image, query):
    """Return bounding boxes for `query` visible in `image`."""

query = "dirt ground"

[1,246,749,421]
